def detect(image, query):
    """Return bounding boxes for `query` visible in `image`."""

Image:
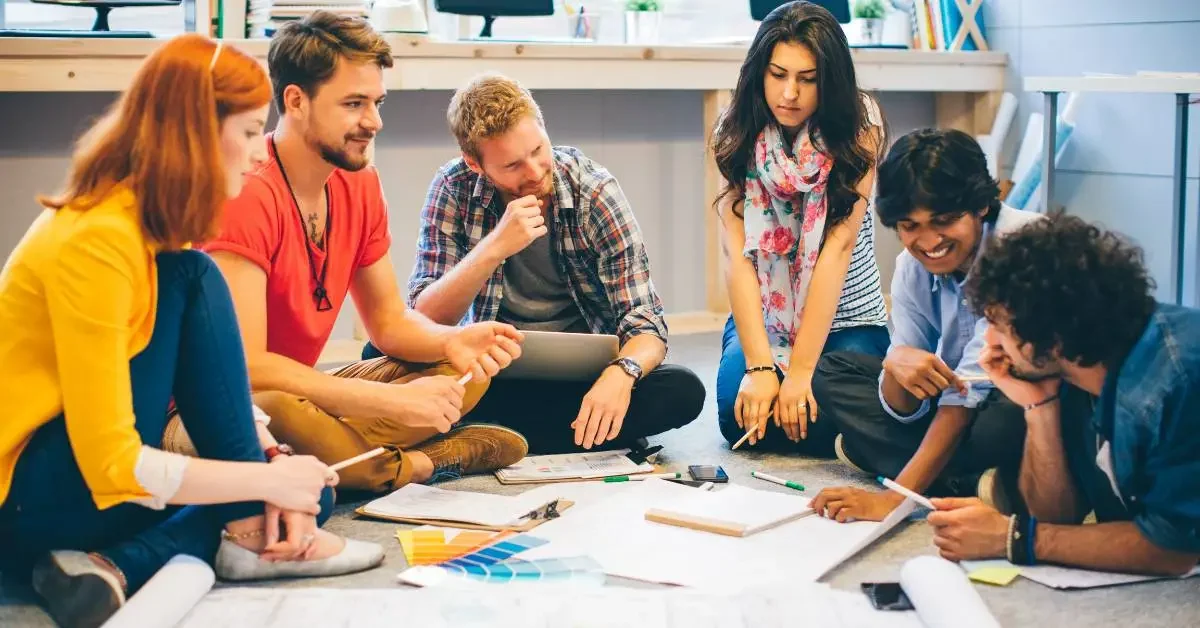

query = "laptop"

[496,330,619,382]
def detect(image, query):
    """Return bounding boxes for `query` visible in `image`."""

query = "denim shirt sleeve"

[939,317,993,409]
[1133,382,1200,553]
[878,257,936,423]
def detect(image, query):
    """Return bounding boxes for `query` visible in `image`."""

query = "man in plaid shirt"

[366,73,704,453]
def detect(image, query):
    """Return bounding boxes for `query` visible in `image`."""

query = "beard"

[1008,358,1062,382]
[497,171,553,200]
[310,130,374,172]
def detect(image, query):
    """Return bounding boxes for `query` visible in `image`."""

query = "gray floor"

[3,332,1199,626]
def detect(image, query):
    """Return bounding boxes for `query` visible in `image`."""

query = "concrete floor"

[3,332,1199,626]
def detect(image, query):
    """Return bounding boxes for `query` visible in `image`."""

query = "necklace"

[271,137,332,312]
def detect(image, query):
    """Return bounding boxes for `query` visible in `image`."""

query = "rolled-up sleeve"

[407,168,467,312]
[1133,383,1200,553]
[879,257,936,423]
[939,317,993,409]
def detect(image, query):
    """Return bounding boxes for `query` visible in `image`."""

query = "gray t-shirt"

[497,229,588,333]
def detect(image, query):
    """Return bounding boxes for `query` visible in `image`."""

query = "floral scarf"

[742,121,834,369]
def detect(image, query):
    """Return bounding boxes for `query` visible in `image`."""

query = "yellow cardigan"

[0,186,159,510]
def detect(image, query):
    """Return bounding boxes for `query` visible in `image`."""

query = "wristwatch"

[264,443,295,462]
[608,357,644,383]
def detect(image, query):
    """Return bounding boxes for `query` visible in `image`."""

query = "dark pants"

[465,364,706,454]
[813,350,1026,494]
[716,315,891,456]
[0,251,333,593]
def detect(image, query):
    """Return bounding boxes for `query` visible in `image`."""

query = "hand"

[485,195,547,260]
[572,366,635,449]
[260,506,320,562]
[775,369,817,443]
[389,375,466,432]
[883,346,967,401]
[735,370,779,445]
[261,455,336,515]
[810,487,904,523]
[978,343,1060,409]
[927,497,1010,561]
[445,322,525,383]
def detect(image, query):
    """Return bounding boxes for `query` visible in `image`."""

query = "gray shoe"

[31,551,126,628]
[215,538,384,582]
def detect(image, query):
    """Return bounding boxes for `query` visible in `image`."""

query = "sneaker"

[31,551,126,628]
[413,424,529,483]
[976,467,1016,515]
[834,434,867,475]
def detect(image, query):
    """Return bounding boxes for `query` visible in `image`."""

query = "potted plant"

[624,0,663,45]
[854,0,887,46]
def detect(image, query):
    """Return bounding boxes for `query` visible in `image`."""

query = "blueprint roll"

[900,555,1000,628]
[102,554,215,628]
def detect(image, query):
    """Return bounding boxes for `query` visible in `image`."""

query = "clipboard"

[355,498,575,532]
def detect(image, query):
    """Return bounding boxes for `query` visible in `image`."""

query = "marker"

[603,472,682,483]
[877,476,936,510]
[751,471,805,492]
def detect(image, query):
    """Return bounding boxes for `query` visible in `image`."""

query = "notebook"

[494,449,656,484]
[356,484,570,531]
[644,484,814,537]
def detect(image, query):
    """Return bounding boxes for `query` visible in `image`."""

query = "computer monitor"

[0,0,180,38]
[750,0,851,23]
[435,0,554,38]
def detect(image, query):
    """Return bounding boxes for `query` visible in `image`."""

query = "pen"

[877,476,936,509]
[751,471,805,492]
[603,472,682,483]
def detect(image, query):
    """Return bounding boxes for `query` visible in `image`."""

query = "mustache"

[346,132,375,142]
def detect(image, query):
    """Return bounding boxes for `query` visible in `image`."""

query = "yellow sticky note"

[969,566,1021,586]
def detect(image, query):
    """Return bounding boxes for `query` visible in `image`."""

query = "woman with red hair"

[0,35,382,628]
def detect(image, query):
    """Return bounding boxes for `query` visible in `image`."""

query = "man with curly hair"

[925,214,1200,575]
[365,73,705,453]
[810,128,1041,522]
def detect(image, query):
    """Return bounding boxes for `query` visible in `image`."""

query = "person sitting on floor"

[928,214,1200,576]
[369,72,705,453]
[166,12,530,494]
[711,0,891,453]
[0,35,382,628]
[809,128,1041,522]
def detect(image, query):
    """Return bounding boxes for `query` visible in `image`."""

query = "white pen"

[458,373,473,386]
[877,476,936,510]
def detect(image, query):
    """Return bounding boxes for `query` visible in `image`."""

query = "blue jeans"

[716,315,890,455]
[0,251,333,593]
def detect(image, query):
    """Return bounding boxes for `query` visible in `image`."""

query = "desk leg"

[1040,91,1058,214]
[703,88,732,316]
[1172,93,1190,306]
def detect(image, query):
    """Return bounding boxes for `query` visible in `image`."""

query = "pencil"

[457,372,473,385]
[877,476,936,509]
[330,447,388,472]
[731,424,756,450]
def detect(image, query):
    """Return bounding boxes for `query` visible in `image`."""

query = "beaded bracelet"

[744,365,775,374]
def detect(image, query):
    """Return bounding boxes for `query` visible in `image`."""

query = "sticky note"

[968,566,1021,586]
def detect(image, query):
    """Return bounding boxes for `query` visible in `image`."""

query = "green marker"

[604,472,682,483]
[751,470,805,492]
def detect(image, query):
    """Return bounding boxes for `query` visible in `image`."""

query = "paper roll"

[900,555,1000,628]
[102,555,215,628]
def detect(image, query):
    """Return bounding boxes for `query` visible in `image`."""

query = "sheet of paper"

[961,559,1200,590]
[495,450,653,482]
[103,555,214,628]
[359,484,550,527]
[649,483,812,534]
[901,556,1001,628]
[179,584,920,628]
[520,479,914,589]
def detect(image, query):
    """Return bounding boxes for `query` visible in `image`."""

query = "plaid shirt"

[408,146,668,346]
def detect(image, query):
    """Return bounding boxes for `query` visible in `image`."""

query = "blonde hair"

[447,73,544,162]
[268,11,393,113]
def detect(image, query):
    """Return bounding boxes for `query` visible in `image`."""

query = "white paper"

[647,483,813,535]
[495,450,653,482]
[179,584,919,628]
[961,559,1200,590]
[102,555,214,628]
[520,479,914,589]
[359,484,553,527]
[901,556,1000,628]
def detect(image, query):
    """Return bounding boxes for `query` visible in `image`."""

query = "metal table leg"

[1041,91,1059,214]
[1172,93,1190,306]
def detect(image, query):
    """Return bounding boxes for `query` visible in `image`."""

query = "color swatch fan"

[395,528,603,586]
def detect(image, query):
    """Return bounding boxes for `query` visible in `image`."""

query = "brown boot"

[412,424,528,483]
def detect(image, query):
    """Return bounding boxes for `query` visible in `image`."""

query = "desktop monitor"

[435,0,554,38]
[750,0,851,23]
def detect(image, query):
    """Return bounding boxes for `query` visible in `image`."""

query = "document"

[495,450,653,483]
[359,484,554,528]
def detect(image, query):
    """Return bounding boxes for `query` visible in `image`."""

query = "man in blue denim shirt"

[811,130,1041,522]
[928,215,1200,575]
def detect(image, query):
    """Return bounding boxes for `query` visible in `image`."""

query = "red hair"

[39,34,271,249]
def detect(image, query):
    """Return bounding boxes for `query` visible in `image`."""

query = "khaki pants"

[164,356,488,494]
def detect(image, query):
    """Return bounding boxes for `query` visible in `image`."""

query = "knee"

[251,391,309,435]
[361,342,384,361]
[155,249,219,282]
[657,366,706,428]
[317,486,337,522]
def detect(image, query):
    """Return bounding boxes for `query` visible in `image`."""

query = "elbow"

[1149,550,1200,577]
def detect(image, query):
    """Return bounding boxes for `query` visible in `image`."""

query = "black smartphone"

[860,582,913,611]
[687,465,729,483]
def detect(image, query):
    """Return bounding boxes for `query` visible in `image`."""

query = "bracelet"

[1005,514,1016,563]
[1009,513,1039,565]
[222,528,263,541]
[1023,394,1060,412]
[745,365,775,374]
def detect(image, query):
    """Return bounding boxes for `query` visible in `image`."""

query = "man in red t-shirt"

[165,13,529,494]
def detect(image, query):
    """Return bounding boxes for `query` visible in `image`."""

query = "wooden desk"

[0,38,1007,357]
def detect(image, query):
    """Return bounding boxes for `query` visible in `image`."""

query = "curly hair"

[447,73,545,163]
[966,213,1157,369]
[876,128,1000,229]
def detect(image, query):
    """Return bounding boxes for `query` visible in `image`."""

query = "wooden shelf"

[1025,75,1200,95]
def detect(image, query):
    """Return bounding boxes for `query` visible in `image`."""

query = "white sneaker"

[215,538,384,582]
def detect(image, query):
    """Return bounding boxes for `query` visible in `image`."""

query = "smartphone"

[687,465,729,483]
[860,582,913,611]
